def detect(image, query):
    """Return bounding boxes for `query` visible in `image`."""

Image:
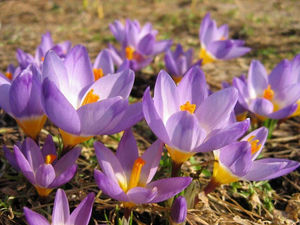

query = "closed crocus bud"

[171,196,187,224]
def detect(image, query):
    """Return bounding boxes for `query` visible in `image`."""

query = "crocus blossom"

[204,127,300,194]
[233,60,300,120]
[142,67,250,165]
[94,129,192,207]
[41,45,143,149]
[164,44,201,84]
[171,196,187,224]
[24,189,94,225]
[0,65,46,140]
[5,136,80,197]
[108,19,172,71]
[199,13,250,65]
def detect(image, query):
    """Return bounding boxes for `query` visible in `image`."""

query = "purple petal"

[207,40,250,59]
[35,164,56,187]
[126,19,139,47]
[126,187,157,204]
[199,13,212,44]
[140,140,163,185]
[268,104,297,119]
[94,170,128,202]
[146,177,192,203]
[275,83,300,106]
[107,44,123,67]
[165,50,180,76]
[93,49,114,75]
[23,138,44,172]
[54,147,80,176]
[3,145,19,171]
[195,87,238,132]
[249,97,274,116]
[0,78,11,113]
[14,145,35,183]
[52,189,70,225]
[116,129,139,178]
[171,196,187,224]
[137,34,155,55]
[42,78,81,134]
[41,135,57,158]
[51,165,77,188]
[109,20,125,44]
[166,111,206,151]
[177,66,208,107]
[244,158,300,181]
[232,77,249,109]
[152,40,172,55]
[69,193,95,225]
[269,59,293,92]
[196,119,250,153]
[142,87,170,144]
[24,207,50,225]
[247,60,268,97]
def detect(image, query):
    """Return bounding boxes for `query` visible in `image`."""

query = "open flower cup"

[24,189,94,225]
[94,129,192,209]
[205,127,300,194]
[41,45,143,149]
[233,59,300,120]
[108,19,172,71]
[4,135,81,197]
[199,13,250,65]
[142,66,250,171]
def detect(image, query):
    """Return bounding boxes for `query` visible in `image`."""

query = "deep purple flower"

[24,189,94,225]
[41,45,143,148]
[94,129,192,207]
[204,127,300,194]
[0,65,46,140]
[171,196,187,224]
[108,19,172,71]
[4,136,80,197]
[164,44,201,84]
[142,67,249,165]
[199,13,250,65]
[233,59,300,120]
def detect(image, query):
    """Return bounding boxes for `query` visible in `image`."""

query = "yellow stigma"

[81,89,99,106]
[5,72,12,80]
[247,136,261,155]
[199,47,215,65]
[128,157,145,191]
[263,85,274,101]
[93,68,104,81]
[180,101,196,114]
[45,154,57,164]
[125,46,135,60]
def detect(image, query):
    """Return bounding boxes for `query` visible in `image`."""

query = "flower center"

[263,85,274,101]
[45,154,57,164]
[247,136,261,155]
[5,72,12,80]
[41,57,45,62]
[199,47,215,65]
[81,89,99,106]
[93,68,104,81]
[180,101,196,114]
[127,157,145,191]
[125,46,135,60]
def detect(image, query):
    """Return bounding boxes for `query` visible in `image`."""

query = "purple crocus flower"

[94,129,192,207]
[233,60,300,120]
[204,127,300,194]
[171,196,187,224]
[5,135,80,197]
[0,64,16,81]
[0,65,46,140]
[142,67,250,166]
[108,19,172,71]
[199,13,250,65]
[24,189,94,225]
[164,44,201,84]
[41,45,143,149]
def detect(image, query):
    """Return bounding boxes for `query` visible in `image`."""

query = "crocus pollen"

[93,68,104,81]
[5,72,12,80]
[125,46,135,60]
[45,154,57,164]
[82,89,100,106]
[128,157,145,191]
[263,85,274,101]
[180,101,196,114]
[199,47,215,65]
[247,136,261,155]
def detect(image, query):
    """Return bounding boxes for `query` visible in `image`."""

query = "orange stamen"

[247,136,262,154]
[128,157,145,190]
[263,85,274,101]
[81,89,99,106]
[41,57,45,62]
[125,46,135,60]
[93,68,104,81]
[5,72,12,80]
[45,154,57,164]
[180,101,196,114]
